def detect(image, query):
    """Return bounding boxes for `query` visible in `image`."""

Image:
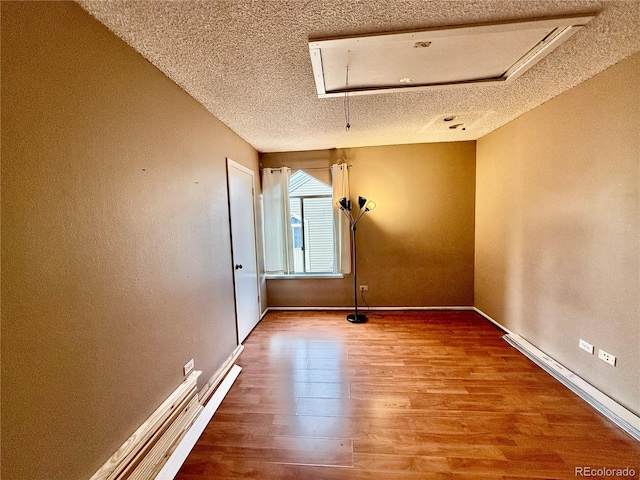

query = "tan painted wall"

[262,142,476,308]
[1,2,261,479]
[475,52,640,415]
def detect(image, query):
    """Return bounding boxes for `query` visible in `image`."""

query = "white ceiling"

[77,0,640,153]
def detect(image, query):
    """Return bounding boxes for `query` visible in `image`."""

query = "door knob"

[235,264,243,270]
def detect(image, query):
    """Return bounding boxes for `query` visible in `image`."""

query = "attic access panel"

[309,15,595,98]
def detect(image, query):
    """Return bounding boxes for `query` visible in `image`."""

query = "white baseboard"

[504,333,640,442]
[155,365,242,479]
[265,305,475,311]
[199,345,244,404]
[472,307,514,334]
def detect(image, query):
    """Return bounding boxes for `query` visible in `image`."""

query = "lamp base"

[347,313,367,324]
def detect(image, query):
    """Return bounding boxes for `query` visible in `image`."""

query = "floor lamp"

[338,196,375,323]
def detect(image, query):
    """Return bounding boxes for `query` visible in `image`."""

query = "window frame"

[265,170,343,279]
[290,193,334,274]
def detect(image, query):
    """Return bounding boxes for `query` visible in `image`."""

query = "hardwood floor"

[176,311,640,479]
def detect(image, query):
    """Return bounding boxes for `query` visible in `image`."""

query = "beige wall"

[475,52,640,415]
[1,2,261,479]
[262,142,476,308]
[3,2,637,477]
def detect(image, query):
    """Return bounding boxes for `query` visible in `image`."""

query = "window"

[288,171,335,273]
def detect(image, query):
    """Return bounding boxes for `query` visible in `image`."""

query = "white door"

[227,158,260,343]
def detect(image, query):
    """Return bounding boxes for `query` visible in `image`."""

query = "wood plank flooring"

[176,311,640,479]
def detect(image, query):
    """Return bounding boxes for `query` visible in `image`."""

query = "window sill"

[266,273,344,280]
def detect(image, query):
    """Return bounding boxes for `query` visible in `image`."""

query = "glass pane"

[302,197,334,273]
[289,197,304,273]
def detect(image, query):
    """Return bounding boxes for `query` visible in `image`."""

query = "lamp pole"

[348,221,366,323]
[339,196,373,324]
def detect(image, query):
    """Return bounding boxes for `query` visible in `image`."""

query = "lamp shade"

[338,197,349,210]
[358,196,367,209]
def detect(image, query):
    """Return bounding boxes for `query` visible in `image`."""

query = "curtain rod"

[261,164,351,172]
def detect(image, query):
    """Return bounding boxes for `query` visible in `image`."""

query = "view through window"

[289,171,335,273]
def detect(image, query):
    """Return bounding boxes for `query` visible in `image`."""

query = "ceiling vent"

[309,14,595,98]
[420,111,495,133]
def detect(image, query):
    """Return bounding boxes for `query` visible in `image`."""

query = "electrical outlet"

[183,358,195,376]
[598,349,616,366]
[579,339,594,354]
[359,285,368,291]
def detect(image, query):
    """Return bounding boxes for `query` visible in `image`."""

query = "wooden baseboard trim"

[504,333,640,442]
[155,365,243,480]
[128,395,201,480]
[198,344,244,405]
[90,371,201,480]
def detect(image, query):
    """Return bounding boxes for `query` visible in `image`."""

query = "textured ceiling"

[77,0,640,153]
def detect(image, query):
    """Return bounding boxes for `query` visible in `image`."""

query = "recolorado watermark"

[575,466,637,477]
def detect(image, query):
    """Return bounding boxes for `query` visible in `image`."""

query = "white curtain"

[331,163,351,274]
[262,167,294,274]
